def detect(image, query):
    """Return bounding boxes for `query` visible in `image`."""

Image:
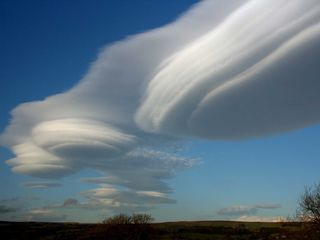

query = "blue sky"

[1,0,320,222]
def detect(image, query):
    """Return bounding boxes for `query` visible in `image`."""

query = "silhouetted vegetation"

[1,215,320,239]
[294,182,320,239]
[0,221,92,240]
[297,182,320,224]
[0,220,308,240]
[82,213,154,240]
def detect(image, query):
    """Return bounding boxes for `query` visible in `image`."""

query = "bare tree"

[131,213,153,225]
[292,182,320,240]
[297,182,320,225]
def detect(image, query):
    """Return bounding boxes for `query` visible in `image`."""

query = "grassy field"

[0,220,313,240]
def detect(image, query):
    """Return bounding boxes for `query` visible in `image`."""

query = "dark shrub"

[82,213,153,240]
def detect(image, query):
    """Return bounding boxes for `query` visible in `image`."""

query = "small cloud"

[92,186,174,212]
[254,204,282,210]
[23,182,62,189]
[218,205,258,216]
[218,204,281,216]
[234,215,286,222]
[57,185,176,214]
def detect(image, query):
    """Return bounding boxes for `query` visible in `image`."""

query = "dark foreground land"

[0,220,317,240]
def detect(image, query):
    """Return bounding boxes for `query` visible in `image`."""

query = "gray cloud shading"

[59,185,175,214]
[81,148,196,194]
[23,182,62,189]
[218,204,281,216]
[62,198,80,207]
[0,198,25,216]
[1,0,320,212]
[0,205,17,214]
[79,188,175,215]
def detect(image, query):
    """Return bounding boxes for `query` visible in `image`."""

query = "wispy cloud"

[0,197,39,219]
[218,204,281,216]
[1,0,320,212]
[23,182,62,189]
[26,208,67,222]
[234,215,286,222]
[59,185,176,214]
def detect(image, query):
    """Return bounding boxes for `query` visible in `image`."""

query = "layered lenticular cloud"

[1,0,320,209]
[136,0,320,139]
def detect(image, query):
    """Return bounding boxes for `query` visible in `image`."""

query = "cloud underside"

[1,0,320,212]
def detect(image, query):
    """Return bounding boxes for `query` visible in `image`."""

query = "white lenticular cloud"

[136,0,320,139]
[31,119,136,165]
[1,0,320,210]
